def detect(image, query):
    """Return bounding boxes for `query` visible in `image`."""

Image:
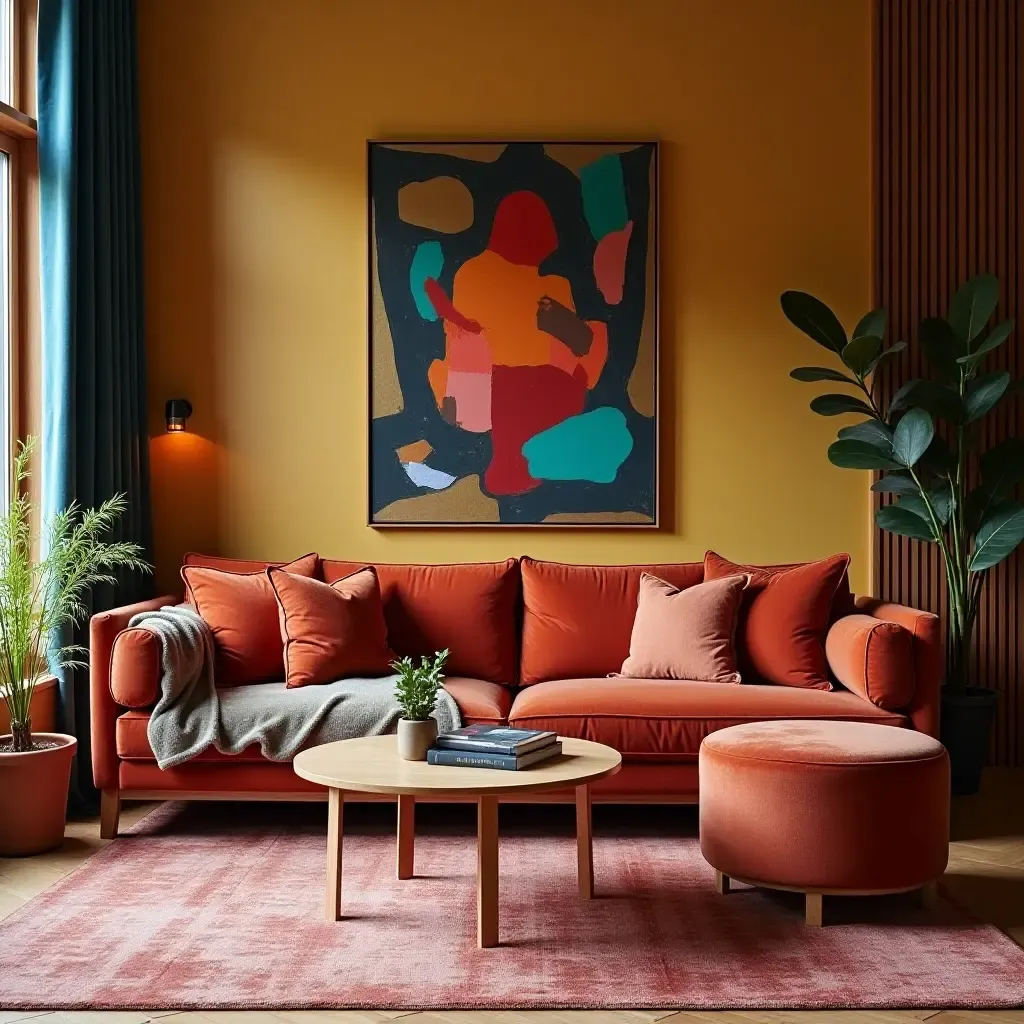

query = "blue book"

[434,724,558,756]
[426,742,562,771]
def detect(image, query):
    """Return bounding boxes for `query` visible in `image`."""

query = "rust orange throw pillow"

[620,573,749,683]
[268,566,394,688]
[181,553,319,686]
[703,551,851,690]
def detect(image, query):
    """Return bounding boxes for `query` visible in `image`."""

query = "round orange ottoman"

[698,720,949,926]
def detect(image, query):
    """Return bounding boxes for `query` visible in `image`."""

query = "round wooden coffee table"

[293,735,621,947]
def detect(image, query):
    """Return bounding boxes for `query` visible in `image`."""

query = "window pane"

[0,0,10,106]
[0,149,9,511]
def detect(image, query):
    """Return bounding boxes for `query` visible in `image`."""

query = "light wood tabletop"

[293,734,622,947]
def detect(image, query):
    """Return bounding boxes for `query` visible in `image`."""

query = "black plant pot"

[940,687,999,796]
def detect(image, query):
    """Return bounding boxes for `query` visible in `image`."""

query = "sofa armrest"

[854,596,942,738]
[90,594,179,790]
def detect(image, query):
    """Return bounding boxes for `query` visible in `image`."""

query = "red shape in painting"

[593,220,633,304]
[486,364,586,495]
[424,277,481,333]
[487,191,558,267]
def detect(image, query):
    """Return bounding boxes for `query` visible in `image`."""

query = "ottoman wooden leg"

[920,880,938,909]
[805,892,823,927]
[715,870,730,895]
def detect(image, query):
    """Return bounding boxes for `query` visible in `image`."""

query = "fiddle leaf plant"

[0,437,150,752]
[782,275,1024,693]
[392,649,449,721]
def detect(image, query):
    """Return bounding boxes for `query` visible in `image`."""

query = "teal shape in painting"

[580,155,629,241]
[522,406,634,484]
[410,241,444,320]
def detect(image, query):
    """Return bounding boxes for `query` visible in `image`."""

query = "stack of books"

[426,725,562,770]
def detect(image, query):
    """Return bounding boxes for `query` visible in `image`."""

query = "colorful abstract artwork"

[369,141,658,526]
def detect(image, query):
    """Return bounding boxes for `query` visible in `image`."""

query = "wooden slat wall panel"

[875,0,1023,765]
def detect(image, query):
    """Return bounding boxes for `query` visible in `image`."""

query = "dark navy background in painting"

[369,142,657,524]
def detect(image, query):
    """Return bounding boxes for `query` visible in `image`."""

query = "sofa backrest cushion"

[321,559,520,685]
[181,552,320,686]
[520,557,705,684]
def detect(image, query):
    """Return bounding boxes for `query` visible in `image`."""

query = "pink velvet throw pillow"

[619,572,749,683]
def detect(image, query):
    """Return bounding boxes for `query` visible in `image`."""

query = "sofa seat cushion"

[508,677,909,762]
[322,559,520,684]
[114,676,510,762]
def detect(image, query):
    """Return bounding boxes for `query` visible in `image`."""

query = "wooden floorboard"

[1,769,1022,1022]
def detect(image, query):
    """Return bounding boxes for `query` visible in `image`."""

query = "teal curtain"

[38,0,153,806]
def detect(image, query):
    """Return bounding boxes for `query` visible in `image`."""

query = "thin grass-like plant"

[0,437,150,752]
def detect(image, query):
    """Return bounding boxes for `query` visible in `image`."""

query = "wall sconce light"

[165,398,193,432]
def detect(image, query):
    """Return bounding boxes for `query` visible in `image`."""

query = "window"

[0,0,36,511]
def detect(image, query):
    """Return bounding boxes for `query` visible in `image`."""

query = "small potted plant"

[0,438,149,855]
[393,649,448,760]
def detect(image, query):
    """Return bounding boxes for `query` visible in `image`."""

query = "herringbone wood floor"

[2,769,1023,1024]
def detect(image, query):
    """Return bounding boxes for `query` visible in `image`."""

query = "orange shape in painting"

[396,439,433,464]
[594,221,633,304]
[578,321,609,389]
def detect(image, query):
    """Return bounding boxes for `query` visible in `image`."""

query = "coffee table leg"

[477,795,499,948]
[576,783,594,899]
[397,794,415,879]
[326,788,344,921]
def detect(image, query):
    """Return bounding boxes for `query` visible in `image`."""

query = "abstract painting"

[369,141,658,526]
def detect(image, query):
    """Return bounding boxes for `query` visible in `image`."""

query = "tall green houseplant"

[0,438,150,752]
[781,275,1024,789]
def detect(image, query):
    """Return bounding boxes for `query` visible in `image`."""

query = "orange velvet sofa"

[89,555,941,836]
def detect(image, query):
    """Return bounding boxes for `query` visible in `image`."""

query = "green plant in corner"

[392,649,449,721]
[781,275,1024,702]
[0,437,150,752]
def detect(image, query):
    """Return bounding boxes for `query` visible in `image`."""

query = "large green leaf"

[896,494,932,522]
[781,291,847,354]
[811,393,875,417]
[853,308,887,341]
[919,433,957,475]
[876,504,938,542]
[929,481,956,525]
[893,408,934,467]
[841,335,882,377]
[964,370,1011,423]
[919,317,962,380]
[838,419,894,450]
[970,501,1024,571]
[871,473,919,495]
[948,273,1000,345]
[981,437,1024,491]
[958,318,1015,365]
[790,366,859,385]
[889,379,962,422]
[865,340,907,377]
[828,439,903,470]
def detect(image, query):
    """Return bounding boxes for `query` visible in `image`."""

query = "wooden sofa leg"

[100,789,120,839]
[715,870,730,895]
[805,891,823,927]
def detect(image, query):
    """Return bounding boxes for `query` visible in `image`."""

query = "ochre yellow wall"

[138,0,873,596]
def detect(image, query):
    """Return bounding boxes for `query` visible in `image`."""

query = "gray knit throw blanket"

[128,605,461,769]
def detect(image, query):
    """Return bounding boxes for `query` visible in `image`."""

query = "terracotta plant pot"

[397,717,437,761]
[0,732,77,856]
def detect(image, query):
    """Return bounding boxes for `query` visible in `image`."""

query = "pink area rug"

[0,802,1022,1010]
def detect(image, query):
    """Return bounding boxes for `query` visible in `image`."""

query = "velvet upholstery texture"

[703,551,851,690]
[826,614,915,710]
[109,629,162,708]
[181,553,320,686]
[699,720,950,891]
[520,557,705,683]
[321,559,520,684]
[509,677,908,761]
[621,573,748,683]
[268,566,393,687]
